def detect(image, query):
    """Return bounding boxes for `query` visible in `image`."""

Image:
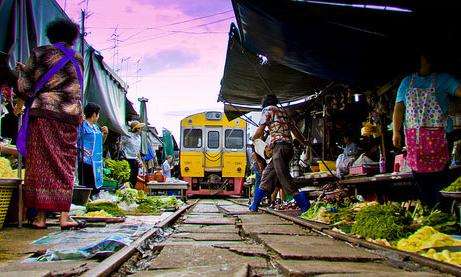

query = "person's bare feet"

[60,212,86,230]
[60,212,78,227]
[31,211,47,229]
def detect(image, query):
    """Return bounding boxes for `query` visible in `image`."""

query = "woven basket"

[0,185,14,229]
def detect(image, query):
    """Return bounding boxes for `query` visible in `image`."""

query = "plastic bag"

[336,153,355,176]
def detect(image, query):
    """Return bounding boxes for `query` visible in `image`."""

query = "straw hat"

[130,120,145,131]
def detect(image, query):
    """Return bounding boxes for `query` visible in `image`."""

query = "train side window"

[183,129,202,148]
[225,129,244,149]
[207,131,220,149]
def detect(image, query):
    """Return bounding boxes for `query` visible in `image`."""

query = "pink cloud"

[56,0,235,137]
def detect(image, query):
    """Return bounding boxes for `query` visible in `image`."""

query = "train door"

[204,127,222,170]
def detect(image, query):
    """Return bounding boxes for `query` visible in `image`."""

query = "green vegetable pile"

[412,203,459,234]
[135,196,181,215]
[351,203,413,241]
[300,202,335,224]
[105,159,131,183]
[115,188,182,215]
[86,200,125,217]
[116,188,147,204]
[442,176,461,192]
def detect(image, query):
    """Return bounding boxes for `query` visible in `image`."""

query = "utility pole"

[110,27,121,70]
[80,9,85,59]
[135,58,142,95]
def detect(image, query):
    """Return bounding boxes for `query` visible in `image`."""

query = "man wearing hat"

[121,120,145,186]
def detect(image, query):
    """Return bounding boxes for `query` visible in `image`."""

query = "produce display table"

[340,172,413,186]
[295,172,336,188]
[147,181,188,201]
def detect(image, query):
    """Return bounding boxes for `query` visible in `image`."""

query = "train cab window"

[225,129,244,149]
[183,129,202,148]
[207,131,220,149]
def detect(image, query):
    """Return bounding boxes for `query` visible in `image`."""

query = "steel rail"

[83,201,197,277]
[229,199,461,277]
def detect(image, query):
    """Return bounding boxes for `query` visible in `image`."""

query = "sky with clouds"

[56,0,235,138]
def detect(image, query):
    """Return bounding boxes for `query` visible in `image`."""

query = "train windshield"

[207,131,220,149]
[183,128,202,148]
[225,129,244,149]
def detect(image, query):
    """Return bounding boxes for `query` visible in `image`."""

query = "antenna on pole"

[120,56,131,81]
[135,58,142,95]
[110,27,121,70]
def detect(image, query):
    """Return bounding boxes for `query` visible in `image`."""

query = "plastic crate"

[349,164,379,176]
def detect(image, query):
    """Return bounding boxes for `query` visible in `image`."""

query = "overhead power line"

[99,16,233,51]
[86,9,233,30]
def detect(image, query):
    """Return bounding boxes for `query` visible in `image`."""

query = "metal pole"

[80,9,85,59]
[78,9,85,188]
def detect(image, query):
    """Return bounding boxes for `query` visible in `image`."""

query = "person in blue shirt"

[393,51,461,207]
[78,102,108,195]
[162,155,173,179]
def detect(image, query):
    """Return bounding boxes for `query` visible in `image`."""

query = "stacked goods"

[0,157,15,178]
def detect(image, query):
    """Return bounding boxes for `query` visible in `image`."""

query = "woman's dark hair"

[262,94,279,108]
[46,19,80,45]
[84,102,101,118]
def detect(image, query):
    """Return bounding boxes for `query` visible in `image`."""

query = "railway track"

[84,199,460,276]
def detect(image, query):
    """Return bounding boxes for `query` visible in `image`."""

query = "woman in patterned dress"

[15,19,85,229]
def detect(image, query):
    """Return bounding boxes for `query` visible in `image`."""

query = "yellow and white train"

[180,111,247,196]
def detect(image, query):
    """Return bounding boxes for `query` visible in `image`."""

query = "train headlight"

[185,167,190,172]
[237,167,242,172]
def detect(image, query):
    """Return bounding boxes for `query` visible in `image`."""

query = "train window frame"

[182,128,203,149]
[207,130,220,149]
[225,129,244,149]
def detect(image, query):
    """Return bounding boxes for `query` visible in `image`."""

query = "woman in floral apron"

[393,53,461,207]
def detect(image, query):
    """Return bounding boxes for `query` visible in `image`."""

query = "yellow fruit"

[0,157,15,178]
[84,210,114,218]
[396,226,461,253]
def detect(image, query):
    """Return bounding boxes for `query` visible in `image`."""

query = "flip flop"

[24,223,48,229]
[60,219,87,231]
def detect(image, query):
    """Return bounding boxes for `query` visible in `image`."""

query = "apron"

[81,121,103,189]
[404,74,449,173]
[17,42,83,157]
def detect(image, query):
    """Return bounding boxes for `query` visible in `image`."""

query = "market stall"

[218,0,461,269]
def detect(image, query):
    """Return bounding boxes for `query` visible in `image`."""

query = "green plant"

[104,159,130,183]
[351,203,412,241]
[442,177,461,192]
[86,200,125,217]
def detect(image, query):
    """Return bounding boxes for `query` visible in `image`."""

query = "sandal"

[60,219,87,231]
[24,223,48,229]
